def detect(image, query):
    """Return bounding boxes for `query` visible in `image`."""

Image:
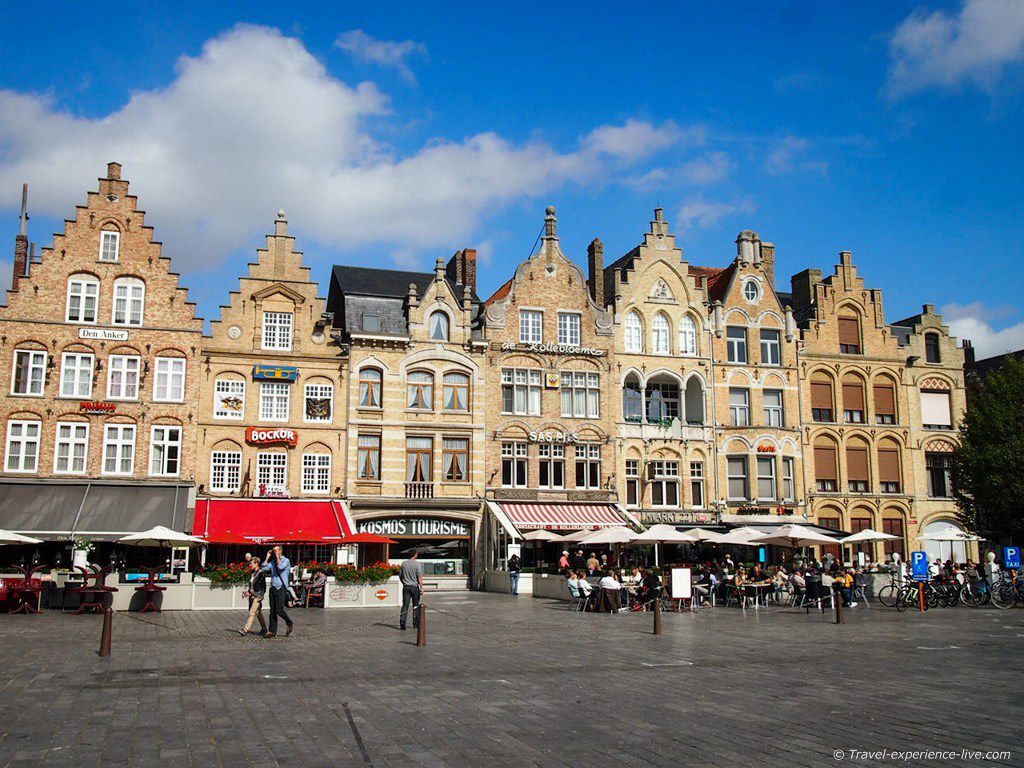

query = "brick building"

[0,163,203,561]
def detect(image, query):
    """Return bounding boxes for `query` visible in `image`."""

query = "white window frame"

[689,461,705,509]
[99,230,120,262]
[574,443,601,490]
[727,456,749,501]
[259,382,291,422]
[782,456,796,502]
[538,443,564,489]
[262,311,293,351]
[560,371,600,418]
[519,309,543,344]
[679,316,697,356]
[727,326,748,364]
[756,456,777,501]
[60,352,94,398]
[210,451,242,492]
[501,441,528,488]
[625,459,641,508]
[649,460,680,508]
[429,311,450,341]
[111,277,145,327]
[301,452,332,494]
[214,378,246,420]
[760,328,781,366]
[107,355,141,400]
[625,312,643,353]
[763,388,784,427]
[652,314,671,354]
[257,451,288,494]
[149,425,182,477]
[66,275,100,324]
[153,357,186,402]
[11,349,47,396]
[743,280,760,302]
[303,383,334,424]
[557,311,581,346]
[501,368,542,416]
[102,424,136,476]
[54,421,89,475]
[5,419,41,473]
[729,387,750,427]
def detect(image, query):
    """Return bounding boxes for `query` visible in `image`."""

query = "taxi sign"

[1004,546,1021,570]
[911,550,930,582]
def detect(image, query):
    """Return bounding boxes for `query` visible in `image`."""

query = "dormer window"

[262,311,293,351]
[430,311,450,341]
[743,280,760,302]
[99,230,120,262]
[362,314,380,332]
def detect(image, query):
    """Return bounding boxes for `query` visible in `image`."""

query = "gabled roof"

[688,263,733,303]
[484,278,513,307]
[331,264,480,303]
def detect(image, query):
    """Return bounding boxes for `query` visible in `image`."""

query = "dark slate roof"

[331,265,480,302]
[343,295,409,336]
[889,325,913,346]
[968,349,1024,381]
[891,312,923,329]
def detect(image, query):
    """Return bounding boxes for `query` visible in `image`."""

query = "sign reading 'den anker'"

[246,427,298,447]
[79,328,130,341]
[253,364,299,382]
[500,341,604,357]
[528,431,580,444]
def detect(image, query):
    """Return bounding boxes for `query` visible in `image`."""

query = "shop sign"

[253,364,299,382]
[375,589,388,600]
[500,341,604,357]
[528,431,579,444]
[359,517,470,537]
[757,444,776,453]
[246,427,298,447]
[79,328,129,341]
[545,372,561,389]
[79,401,116,415]
[639,510,716,525]
[736,505,790,516]
[256,485,290,499]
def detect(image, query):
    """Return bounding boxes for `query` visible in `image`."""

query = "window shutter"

[920,391,952,427]
[846,446,869,482]
[842,382,865,411]
[873,383,895,416]
[838,317,860,346]
[878,448,900,483]
[813,446,837,481]
[811,381,832,410]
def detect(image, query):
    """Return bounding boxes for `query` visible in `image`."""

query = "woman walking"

[238,557,268,636]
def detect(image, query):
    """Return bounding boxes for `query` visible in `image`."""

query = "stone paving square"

[0,593,1021,768]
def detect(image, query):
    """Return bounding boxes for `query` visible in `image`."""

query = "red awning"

[193,499,354,544]
[497,502,629,530]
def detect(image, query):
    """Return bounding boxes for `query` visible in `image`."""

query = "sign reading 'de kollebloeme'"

[359,518,470,537]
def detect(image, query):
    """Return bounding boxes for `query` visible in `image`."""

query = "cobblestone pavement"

[0,594,1021,768]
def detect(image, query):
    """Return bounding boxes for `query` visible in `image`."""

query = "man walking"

[399,549,423,631]
[262,545,294,638]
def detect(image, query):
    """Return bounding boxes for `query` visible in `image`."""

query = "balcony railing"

[405,482,435,499]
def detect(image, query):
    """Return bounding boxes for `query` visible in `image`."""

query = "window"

[66,275,99,323]
[838,315,861,354]
[782,457,795,502]
[407,371,434,410]
[926,452,953,498]
[259,382,290,421]
[763,389,784,427]
[357,434,381,480]
[60,353,94,398]
[112,278,145,326]
[878,445,901,493]
[652,314,670,354]
[623,376,643,421]
[102,424,136,475]
[846,443,869,493]
[689,461,705,508]
[756,457,776,501]
[646,378,680,421]
[625,459,640,507]
[153,357,186,402]
[921,390,952,429]
[302,453,332,494]
[501,441,527,488]
[442,437,469,482]
[873,380,897,424]
[214,379,246,419]
[558,312,581,345]
[5,420,40,472]
[814,444,838,492]
[54,422,89,474]
[443,372,469,412]
[501,368,541,415]
[430,311,450,341]
[99,230,120,262]
[210,451,242,492]
[925,333,941,364]
[304,383,333,423]
[882,517,905,559]
[406,436,433,483]
[519,310,542,343]
[538,444,564,489]
[810,377,834,422]
[574,444,600,489]
[262,311,293,351]
[679,316,697,356]
[11,350,46,395]
[727,457,748,500]
[726,326,747,363]
[361,314,380,332]
[743,280,760,302]
[560,371,600,418]
[625,312,643,352]
[729,388,750,426]
[257,452,288,494]
[842,378,865,423]
[358,368,382,408]
[107,355,140,400]
[149,425,181,477]
[649,460,679,507]
[760,328,781,366]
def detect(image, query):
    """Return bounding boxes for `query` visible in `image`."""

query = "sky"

[0,0,1022,357]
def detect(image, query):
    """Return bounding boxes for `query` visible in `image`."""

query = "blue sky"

[0,1,1022,355]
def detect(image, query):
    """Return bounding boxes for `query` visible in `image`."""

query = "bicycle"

[876,574,903,608]
[959,578,991,607]
[992,571,1022,610]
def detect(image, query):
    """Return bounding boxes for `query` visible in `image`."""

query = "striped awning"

[496,502,629,531]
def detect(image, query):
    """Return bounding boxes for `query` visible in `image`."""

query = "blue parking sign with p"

[1005,546,1021,570]
[911,551,930,582]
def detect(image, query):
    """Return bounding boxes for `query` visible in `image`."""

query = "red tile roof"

[484,278,513,306]
[689,263,734,303]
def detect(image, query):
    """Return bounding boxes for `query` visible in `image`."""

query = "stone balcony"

[619,419,713,442]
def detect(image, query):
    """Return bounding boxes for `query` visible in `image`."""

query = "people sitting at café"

[788,569,806,605]
[693,567,712,606]
[558,551,571,572]
[300,569,328,607]
[566,570,583,610]
[571,550,587,571]
[598,569,622,612]
[635,568,662,610]
[586,552,601,575]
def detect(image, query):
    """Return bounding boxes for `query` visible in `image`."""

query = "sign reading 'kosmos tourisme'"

[359,518,470,537]
[245,427,298,447]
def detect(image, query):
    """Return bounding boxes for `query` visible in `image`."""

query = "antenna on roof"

[18,183,28,236]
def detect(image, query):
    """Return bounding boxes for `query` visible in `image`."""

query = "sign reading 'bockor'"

[245,427,298,447]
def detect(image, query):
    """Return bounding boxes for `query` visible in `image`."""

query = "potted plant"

[72,539,95,570]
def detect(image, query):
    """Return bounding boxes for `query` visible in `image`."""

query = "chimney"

[446,248,478,291]
[106,162,122,180]
[587,238,604,305]
[759,241,776,287]
[736,230,759,264]
[790,268,822,312]
[12,183,28,291]
[962,339,975,367]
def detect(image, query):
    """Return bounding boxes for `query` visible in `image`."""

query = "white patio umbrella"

[679,528,731,544]
[574,526,639,545]
[119,526,207,547]
[520,529,564,542]
[715,527,766,546]
[841,528,899,544]
[749,524,842,548]
[631,524,698,543]
[0,529,43,545]
[918,526,982,542]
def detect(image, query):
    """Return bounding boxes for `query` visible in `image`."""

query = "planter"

[323,576,400,608]
[72,549,90,570]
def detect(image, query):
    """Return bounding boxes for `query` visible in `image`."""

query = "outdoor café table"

[7,565,48,614]
[741,582,772,608]
[133,568,167,613]
[69,566,118,614]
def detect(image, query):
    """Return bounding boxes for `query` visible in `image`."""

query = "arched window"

[625,312,643,353]
[623,374,643,422]
[407,371,434,410]
[877,439,902,494]
[112,277,145,327]
[679,315,697,356]
[845,438,871,493]
[872,376,898,425]
[841,374,866,424]
[358,368,382,408]
[838,313,861,355]
[810,373,835,423]
[813,438,839,492]
[429,311,450,341]
[66,274,99,324]
[652,314,670,354]
[442,371,470,412]
[684,377,705,425]
[646,374,680,422]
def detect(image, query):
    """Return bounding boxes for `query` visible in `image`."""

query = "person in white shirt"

[598,570,622,612]
[576,570,597,611]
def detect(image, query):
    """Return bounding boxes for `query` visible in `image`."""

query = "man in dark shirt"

[399,551,423,631]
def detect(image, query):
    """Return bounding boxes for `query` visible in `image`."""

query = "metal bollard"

[416,603,426,646]
[653,595,662,635]
[99,608,113,657]
[918,582,926,612]
[834,588,844,625]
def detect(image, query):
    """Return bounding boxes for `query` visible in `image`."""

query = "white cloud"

[0,25,684,273]
[764,135,814,175]
[942,303,1024,358]
[886,0,1024,98]
[627,151,733,190]
[675,198,755,231]
[335,29,428,85]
